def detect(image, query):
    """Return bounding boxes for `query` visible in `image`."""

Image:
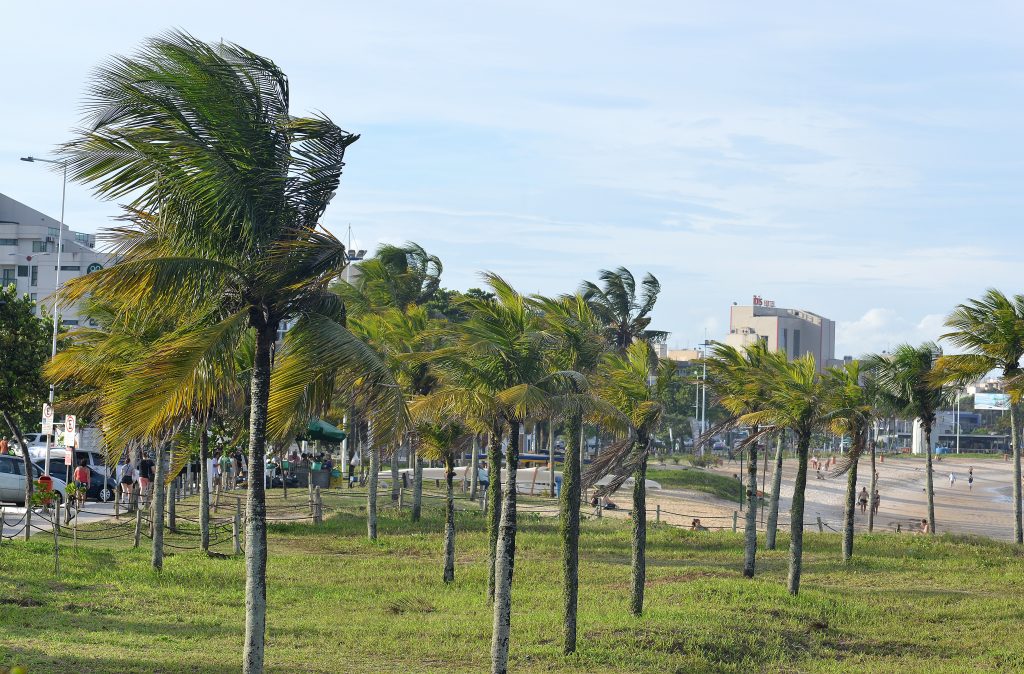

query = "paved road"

[1,500,119,539]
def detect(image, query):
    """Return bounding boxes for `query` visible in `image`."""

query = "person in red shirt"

[73,458,91,507]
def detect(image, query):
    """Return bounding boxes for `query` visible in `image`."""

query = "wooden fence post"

[233,505,241,556]
[398,487,404,514]
[732,511,738,532]
[817,516,824,533]
[656,504,661,523]
[314,487,323,524]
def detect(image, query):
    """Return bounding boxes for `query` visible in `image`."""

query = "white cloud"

[836,309,947,357]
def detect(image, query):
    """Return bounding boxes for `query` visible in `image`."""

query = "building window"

[30,293,37,302]
[31,241,47,253]
[48,227,59,237]
[1,269,14,285]
[0,238,16,246]
[59,265,81,272]
[62,319,79,326]
[17,265,28,277]
[30,265,38,287]
[793,329,801,356]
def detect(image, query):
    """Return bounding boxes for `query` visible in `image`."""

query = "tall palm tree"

[531,293,607,653]
[586,341,673,616]
[764,431,785,550]
[419,274,559,674]
[60,32,403,673]
[936,289,1024,544]
[704,342,786,577]
[740,354,830,595]
[864,343,953,537]
[580,267,668,353]
[824,362,876,562]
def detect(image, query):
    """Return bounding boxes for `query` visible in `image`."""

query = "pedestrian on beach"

[872,489,880,515]
[919,518,929,535]
[949,471,956,487]
[858,486,869,513]
[138,453,155,499]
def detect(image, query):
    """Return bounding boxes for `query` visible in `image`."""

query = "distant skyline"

[3,2,1022,356]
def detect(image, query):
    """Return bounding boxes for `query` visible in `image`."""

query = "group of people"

[857,486,881,515]
[214,449,247,489]
[946,466,976,490]
[116,454,156,505]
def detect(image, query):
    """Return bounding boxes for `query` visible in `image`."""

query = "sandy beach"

[600,456,1021,541]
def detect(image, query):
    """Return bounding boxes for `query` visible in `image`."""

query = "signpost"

[42,403,55,475]
[64,415,76,470]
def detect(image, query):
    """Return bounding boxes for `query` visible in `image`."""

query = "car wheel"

[99,487,113,503]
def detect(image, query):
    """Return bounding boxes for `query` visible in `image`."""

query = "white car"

[18,433,50,453]
[0,454,67,506]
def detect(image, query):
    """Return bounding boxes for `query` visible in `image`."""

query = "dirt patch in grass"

[0,596,43,607]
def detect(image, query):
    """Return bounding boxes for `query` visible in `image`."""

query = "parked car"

[34,460,116,503]
[29,448,110,478]
[0,454,67,506]
[17,432,50,453]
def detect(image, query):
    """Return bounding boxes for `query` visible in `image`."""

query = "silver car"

[0,454,67,506]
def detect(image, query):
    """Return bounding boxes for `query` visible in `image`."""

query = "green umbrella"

[305,419,346,443]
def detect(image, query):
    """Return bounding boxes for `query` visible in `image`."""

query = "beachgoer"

[119,462,135,504]
[690,518,709,532]
[816,468,824,480]
[858,487,869,513]
[949,471,956,487]
[219,451,232,489]
[968,474,974,490]
[73,458,90,507]
[919,518,930,535]
[602,494,618,510]
[139,454,155,498]
[872,489,880,515]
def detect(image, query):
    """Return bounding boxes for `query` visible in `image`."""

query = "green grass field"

[2,493,1024,673]
[647,467,746,502]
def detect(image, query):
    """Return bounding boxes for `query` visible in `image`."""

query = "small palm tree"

[740,354,830,595]
[704,341,786,577]
[865,343,954,537]
[824,362,876,561]
[580,267,668,352]
[936,289,1024,544]
[531,293,608,653]
[586,340,673,615]
[60,32,404,672]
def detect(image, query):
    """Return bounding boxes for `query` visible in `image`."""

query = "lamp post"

[20,156,67,478]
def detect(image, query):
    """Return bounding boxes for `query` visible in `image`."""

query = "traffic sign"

[42,403,54,423]
[64,415,76,435]
[65,448,73,465]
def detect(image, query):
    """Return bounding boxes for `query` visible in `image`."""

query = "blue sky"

[2,2,1023,355]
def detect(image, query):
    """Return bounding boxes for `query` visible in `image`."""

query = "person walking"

[73,458,91,508]
[858,486,869,514]
[872,489,880,515]
[138,453,156,501]
[119,461,136,505]
[948,471,956,488]
[219,451,233,490]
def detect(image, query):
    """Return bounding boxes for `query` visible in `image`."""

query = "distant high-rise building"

[0,192,112,326]
[725,296,848,372]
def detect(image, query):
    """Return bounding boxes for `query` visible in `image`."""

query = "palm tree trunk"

[390,447,400,502]
[765,434,784,550]
[443,451,456,583]
[152,440,168,570]
[412,443,423,523]
[490,422,520,674]
[2,411,32,539]
[923,420,936,535]
[842,452,859,562]
[486,425,504,603]
[1011,403,1022,544]
[867,439,877,533]
[630,448,648,616]
[560,413,582,654]
[242,324,275,674]
[548,419,556,498]
[469,435,479,501]
[367,423,379,541]
[200,420,211,551]
[743,437,759,577]
[787,431,810,595]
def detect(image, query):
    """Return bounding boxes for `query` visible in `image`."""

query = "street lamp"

[20,155,67,478]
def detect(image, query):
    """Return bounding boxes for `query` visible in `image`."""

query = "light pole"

[21,156,67,478]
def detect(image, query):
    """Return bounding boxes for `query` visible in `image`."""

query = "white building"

[725,296,850,372]
[0,192,111,326]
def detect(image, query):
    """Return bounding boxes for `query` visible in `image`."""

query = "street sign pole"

[42,403,55,476]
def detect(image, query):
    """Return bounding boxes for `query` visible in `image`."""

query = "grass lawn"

[647,466,746,503]
[3,492,1024,673]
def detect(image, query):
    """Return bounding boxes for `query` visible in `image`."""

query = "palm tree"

[531,293,607,653]
[936,289,1024,544]
[336,243,444,523]
[418,274,557,674]
[824,362,876,562]
[60,32,403,673]
[704,342,786,577]
[864,343,954,537]
[586,341,673,615]
[580,267,668,353]
[740,354,830,595]
[764,432,785,550]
